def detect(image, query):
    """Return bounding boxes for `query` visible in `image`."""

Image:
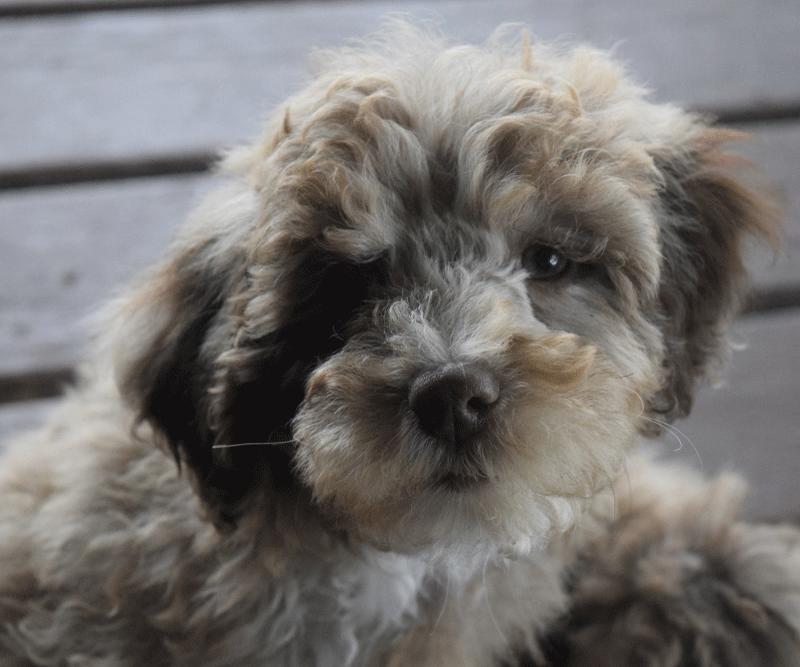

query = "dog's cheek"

[505,332,641,497]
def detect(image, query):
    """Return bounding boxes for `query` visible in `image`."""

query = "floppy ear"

[112,240,251,525]
[109,183,287,528]
[648,128,781,422]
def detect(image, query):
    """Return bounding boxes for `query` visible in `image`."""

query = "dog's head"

[112,24,778,557]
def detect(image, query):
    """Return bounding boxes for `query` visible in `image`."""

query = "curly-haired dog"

[1,22,799,667]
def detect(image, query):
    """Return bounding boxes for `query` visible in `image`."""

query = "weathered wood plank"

[1,123,798,378]
[664,309,800,522]
[2,0,798,171]
[0,174,215,375]
[2,311,798,521]
[733,122,800,290]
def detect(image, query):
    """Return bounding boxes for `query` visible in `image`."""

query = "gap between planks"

[0,0,268,18]
[2,112,800,192]
[0,152,216,191]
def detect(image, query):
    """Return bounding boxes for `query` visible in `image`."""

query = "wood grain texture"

[2,0,798,171]
[734,123,800,291]
[0,174,214,374]
[664,309,800,521]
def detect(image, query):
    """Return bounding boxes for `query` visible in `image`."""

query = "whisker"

[482,556,510,650]
[212,440,294,449]
[609,474,618,523]
[626,386,647,420]
[641,414,705,473]
[624,385,704,472]
[430,571,450,635]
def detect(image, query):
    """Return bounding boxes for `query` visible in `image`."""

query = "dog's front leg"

[531,462,800,667]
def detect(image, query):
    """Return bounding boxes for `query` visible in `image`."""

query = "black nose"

[409,364,500,447]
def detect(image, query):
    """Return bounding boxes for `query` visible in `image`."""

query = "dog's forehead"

[265,56,663,284]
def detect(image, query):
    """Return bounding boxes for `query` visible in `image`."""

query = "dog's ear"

[114,245,244,520]
[110,186,268,527]
[648,128,781,422]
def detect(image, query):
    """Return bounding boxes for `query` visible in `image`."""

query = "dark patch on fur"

[428,153,459,217]
[134,256,240,522]
[144,308,217,473]
[179,250,389,524]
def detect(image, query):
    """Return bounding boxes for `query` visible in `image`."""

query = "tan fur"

[1,21,797,666]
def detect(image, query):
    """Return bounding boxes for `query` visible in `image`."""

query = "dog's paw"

[533,492,800,666]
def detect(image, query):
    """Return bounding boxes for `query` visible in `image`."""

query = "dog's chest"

[270,551,431,667]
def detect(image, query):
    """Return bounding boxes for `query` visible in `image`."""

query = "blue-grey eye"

[522,244,571,280]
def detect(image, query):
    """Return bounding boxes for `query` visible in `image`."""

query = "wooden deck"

[1,0,798,520]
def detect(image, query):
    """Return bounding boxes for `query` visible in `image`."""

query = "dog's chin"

[361,486,591,564]
[300,456,593,563]
[294,415,635,562]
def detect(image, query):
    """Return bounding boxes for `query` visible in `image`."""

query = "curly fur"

[0,21,797,666]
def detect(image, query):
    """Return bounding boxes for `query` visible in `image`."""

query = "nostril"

[467,395,492,416]
[464,374,500,414]
[409,364,500,446]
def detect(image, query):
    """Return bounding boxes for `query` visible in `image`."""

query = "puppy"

[1,22,799,667]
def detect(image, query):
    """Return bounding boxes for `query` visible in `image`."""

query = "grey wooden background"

[1,0,798,520]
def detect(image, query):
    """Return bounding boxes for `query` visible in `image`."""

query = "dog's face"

[113,25,776,557]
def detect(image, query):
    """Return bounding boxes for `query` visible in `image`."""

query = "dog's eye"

[522,244,571,280]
